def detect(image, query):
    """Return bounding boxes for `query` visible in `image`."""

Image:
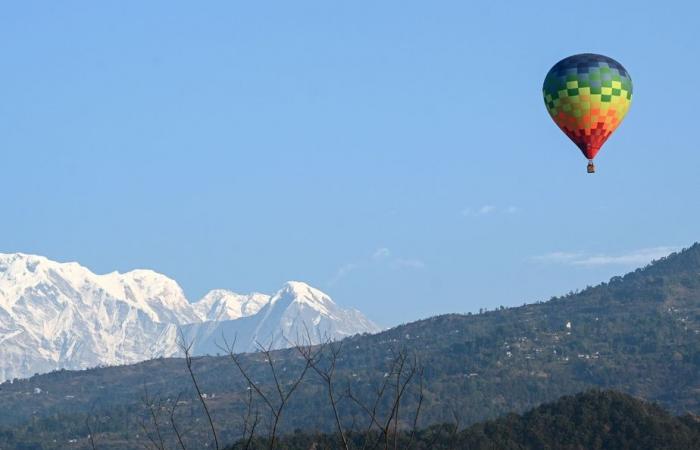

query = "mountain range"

[0,253,380,382]
[0,244,699,449]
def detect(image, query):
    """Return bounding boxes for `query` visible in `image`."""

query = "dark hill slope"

[456,390,700,450]
[230,390,700,450]
[1,245,699,448]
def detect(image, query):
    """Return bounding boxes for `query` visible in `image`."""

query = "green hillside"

[1,244,699,449]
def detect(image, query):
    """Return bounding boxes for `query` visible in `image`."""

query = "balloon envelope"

[543,54,633,160]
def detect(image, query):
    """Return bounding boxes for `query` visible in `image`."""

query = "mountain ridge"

[0,252,380,381]
[0,244,698,448]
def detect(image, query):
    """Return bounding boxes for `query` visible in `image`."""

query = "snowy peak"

[0,253,200,381]
[0,253,197,325]
[193,289,270,321]
[0,253,87,309]
[0,253,381,382]
[280,280,327,296]
[213,280,383,351]
[99,269,196,324]
[271,281,335,312]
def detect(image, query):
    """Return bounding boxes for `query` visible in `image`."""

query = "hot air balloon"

[542,54,633,173]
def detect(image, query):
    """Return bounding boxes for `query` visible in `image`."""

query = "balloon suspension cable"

[587,160,595,174]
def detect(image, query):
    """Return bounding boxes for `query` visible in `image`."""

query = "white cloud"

[328,248,426,286]
[572,246,680,267]
[477,205,497,215]
[532,246,679,267]
[327,263,358,286]
[372,247,391,260]
[462,205,519,217]
[392,258,426,269]
[531,251,585,263]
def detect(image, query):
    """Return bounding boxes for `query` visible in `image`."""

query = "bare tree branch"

[178,328,219,450]
[139,419,162,450]
[450,404,462,436]
[292,325,350,450]
[238,379,262,450]
[346,348,423,450]
[140,383,166,450]
[347,354,402,450]
[219,333,312,450]
[169,391,187,450]
[406,365,424,449]
[219,336,276,415]
[85,407,98,450]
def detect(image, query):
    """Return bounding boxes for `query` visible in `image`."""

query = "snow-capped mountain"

[193,290,270,321]
[0,253,380,382]
[182,281,381,354]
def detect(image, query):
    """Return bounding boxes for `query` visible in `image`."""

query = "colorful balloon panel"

[543,54,632,160]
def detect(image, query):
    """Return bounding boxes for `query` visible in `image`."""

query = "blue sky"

[1,1,698,326]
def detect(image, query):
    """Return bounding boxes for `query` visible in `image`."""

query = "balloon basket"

[587,161,595,174]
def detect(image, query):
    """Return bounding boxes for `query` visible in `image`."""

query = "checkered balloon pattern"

[543,54,632,160]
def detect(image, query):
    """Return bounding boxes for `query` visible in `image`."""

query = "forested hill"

[230,390,700,450]
[1,245,699,449]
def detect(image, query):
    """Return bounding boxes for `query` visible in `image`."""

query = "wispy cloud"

[462,205,519,217]
[392,258,427,269]
[376,248,426,270]
[532,246,679,267]
[571,246,680,266]
[477,205,497,215]
[372,247,391,260]
[327,263,358,286]
[328,247,426,285]
[531,251,585,264]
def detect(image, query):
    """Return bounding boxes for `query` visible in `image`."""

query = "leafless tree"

[219,335,313,450]
[84,406,98,450]
[346,354,400,450]
[346,349,423,450]
[178,329,220,450]
[449,404,462,437]
[167,329,426,450]
[169,392,187,450]
[139,383,166,450]
[293,329,350,450]
[405,366,424,450]
[240,380,261,450]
